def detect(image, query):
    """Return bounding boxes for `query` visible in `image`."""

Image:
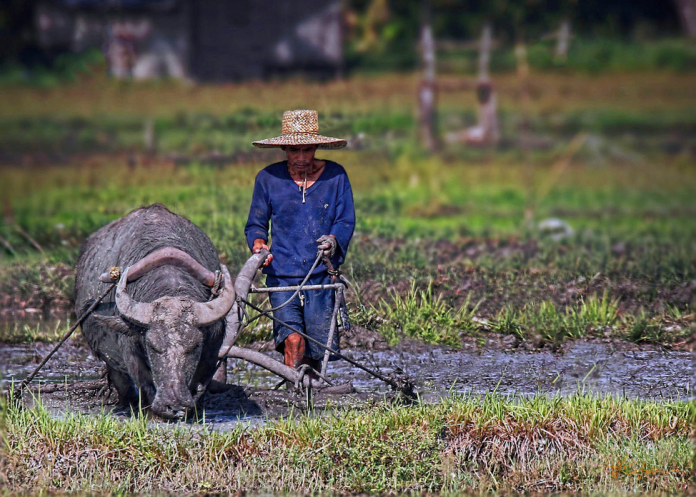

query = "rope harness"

[239,295,415,399]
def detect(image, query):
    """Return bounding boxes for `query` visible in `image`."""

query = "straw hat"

[252,110,347,149]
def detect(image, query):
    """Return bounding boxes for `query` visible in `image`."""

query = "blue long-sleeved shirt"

[245,160,356,280]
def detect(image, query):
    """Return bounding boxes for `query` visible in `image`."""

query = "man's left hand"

[316,234,337,258]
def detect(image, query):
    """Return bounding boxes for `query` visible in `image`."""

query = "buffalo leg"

[107,367,139,410]
[193,325,226,396]
[209,358,228,393]
[119,338,156,408]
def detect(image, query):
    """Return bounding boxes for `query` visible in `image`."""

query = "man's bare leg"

[285,333,320,384]
[284,332,305,368]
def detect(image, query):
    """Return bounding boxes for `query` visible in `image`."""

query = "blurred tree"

[573,0,681,37]
[355,0,391,52]
[674,0,696,38]
[0,0,43,67]
[345,0,684,70]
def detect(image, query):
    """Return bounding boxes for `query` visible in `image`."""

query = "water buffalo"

[75,204,237,419]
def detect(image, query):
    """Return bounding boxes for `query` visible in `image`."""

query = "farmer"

[245,110,355,373]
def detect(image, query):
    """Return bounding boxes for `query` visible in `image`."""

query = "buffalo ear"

[89,314,144,337]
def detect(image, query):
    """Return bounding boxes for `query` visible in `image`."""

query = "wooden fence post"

[447,24,499,146]
[418,18,438,152]
[556,20,571,60]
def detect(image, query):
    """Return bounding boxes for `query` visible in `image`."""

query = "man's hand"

[252,238,273,266]
[316,234,337,258]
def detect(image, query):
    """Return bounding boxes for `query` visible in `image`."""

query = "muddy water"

[2,337,692,429]
[217,340,694,401]
[339,341,693,400]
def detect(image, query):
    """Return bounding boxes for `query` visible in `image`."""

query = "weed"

[626,309,664,343]
[491,291,621,345]
[578,290,620,330]
[491,304,523,337]
[0,319,70,343]
[377,281,473,346]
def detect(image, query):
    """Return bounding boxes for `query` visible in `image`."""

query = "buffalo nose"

[152,395,195,419]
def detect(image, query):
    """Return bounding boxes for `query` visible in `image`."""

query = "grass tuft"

[376,281,477,346]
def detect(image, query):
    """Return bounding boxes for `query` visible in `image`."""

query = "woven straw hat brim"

[252,133,347,149]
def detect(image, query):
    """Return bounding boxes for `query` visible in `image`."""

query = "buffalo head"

[115,265,235,419]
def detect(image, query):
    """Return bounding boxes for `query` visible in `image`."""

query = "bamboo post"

[476,24,499,145]
[556,20,571,60]
[144,118,156,154]
[515,40,534,225]
[478,24,492,81]
[417,13,438,152]
[674,0,696,39]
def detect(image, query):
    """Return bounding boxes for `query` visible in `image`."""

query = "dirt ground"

[2,325,692,429]
[3,237,695,323]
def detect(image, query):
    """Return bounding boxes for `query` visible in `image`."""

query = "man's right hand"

[252,239,273,266]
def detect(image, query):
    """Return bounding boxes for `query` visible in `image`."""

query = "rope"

[195,251,323,402]
[226,249,339,335]
[10,283,117,402]
[208,270,223,301]
[265,251,323,313]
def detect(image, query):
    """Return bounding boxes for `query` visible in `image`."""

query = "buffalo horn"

[122,248,217,286]
[193,265,236,326]
[115,267,154,326]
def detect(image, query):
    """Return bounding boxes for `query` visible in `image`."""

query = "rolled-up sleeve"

[245,172,271,251]
[330,179,356,266]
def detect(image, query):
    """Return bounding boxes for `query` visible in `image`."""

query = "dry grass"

[1,393,692,494]
[1,72,695,119]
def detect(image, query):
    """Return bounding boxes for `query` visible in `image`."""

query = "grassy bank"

[1,393,692,494]
[2,72,695,120]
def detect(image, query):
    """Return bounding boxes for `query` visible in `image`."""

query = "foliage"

[0,47,105,87]
[439,37,696,75]
[346,0,685,73]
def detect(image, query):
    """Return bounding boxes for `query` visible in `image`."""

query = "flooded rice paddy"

[2,330,692,429]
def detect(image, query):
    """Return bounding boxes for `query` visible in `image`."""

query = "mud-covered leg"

[119,336,156,408]
[107,367,139,410]
[209,358,228,394]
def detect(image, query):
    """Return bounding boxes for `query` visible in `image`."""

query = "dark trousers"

[267,273,339,361]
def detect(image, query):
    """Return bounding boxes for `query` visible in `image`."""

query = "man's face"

[285,145,318,172]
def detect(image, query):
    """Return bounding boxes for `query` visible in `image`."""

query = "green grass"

[2,106,696,155]
[0,71,694,347]
[1,393,692,494]
[0,319,71,344]
[372,281,477,346]
[1,154,695,346]
[491,291,620,343]
[438,37,696,75]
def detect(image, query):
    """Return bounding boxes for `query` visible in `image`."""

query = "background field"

[1,68,695,348]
